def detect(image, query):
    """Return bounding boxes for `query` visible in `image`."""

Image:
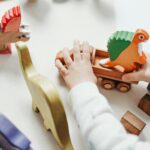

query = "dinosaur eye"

[139,35,144,40]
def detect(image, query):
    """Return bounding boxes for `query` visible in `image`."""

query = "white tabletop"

[0,0,150,150]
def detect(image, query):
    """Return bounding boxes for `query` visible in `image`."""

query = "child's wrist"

[70,81,97,90]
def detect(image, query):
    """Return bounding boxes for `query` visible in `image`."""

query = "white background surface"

[0,0,150,150]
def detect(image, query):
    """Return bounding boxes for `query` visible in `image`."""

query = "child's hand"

[55,41,97,89]
[122,61,150,82]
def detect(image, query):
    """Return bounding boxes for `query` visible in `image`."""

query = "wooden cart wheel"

[101,78,115,90]
[116,82,131,93]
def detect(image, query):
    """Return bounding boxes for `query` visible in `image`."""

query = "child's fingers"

[82,41,90,61]
[89,45,94,54]
[122,70,144,82]
[55,59,68,76]
[73,40,81,61]
[62,48,73,67]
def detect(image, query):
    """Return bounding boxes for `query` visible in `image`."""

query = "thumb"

[122,71,143,82]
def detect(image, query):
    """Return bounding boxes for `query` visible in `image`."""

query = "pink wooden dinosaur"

[0,5,30,54]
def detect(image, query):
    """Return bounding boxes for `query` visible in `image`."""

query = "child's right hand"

[122,61,150,82]
[55,41,97,89]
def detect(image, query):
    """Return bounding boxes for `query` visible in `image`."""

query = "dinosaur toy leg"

[104,61,137,73]
[99,58,116,68]
[0,44,11,54]
[99,59,126,72]
[123,64,138,73]
[105,61,116,68]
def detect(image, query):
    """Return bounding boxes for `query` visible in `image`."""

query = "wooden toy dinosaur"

[0,114,32,150]
[0,5,30,54]
[16,42,73,150]
[101,29,149,72]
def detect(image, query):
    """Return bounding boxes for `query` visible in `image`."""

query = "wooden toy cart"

[91,49,138,92]
[56,48,138,93]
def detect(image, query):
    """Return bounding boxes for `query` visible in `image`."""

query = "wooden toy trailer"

[91,49,138,92]
[56,49,138,93]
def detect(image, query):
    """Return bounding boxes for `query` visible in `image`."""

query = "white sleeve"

[69,82,150,150]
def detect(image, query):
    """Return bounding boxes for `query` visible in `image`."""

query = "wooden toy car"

[56,48,138,93]
[0,114,31,150]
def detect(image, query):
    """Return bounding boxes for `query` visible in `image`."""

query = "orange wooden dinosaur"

[101,29,149,72]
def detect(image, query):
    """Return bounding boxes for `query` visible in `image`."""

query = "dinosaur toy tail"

[1,5,21,32]
[0,6,21,54]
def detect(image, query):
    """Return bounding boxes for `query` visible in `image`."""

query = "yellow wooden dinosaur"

[16,42,73,150]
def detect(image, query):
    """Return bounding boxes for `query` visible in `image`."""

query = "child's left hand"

[122,61,150,83]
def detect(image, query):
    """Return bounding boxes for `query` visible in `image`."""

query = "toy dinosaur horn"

[1,5,21,32]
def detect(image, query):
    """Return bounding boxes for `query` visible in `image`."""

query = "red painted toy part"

[1,6,21,32]
[0,44,11,54]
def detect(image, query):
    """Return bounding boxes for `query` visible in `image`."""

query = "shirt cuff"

[69,82,100,107]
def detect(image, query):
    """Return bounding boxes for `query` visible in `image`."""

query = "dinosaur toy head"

[133,29,149,44]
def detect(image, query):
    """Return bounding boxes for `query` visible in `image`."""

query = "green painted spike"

[116,31,122,40]
[107,31,134,61]
[126,32,134,41]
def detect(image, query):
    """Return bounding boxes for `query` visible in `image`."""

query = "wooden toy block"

[56,48,138,93]
[0,114,31,150]
[147,83,150,91]
[16,42,73,150]
[138,94,150,116]
[0,6,30,54]
[121,111,146,135]
[103,29,149,72]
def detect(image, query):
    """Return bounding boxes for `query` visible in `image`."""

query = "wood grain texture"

[121,111,146,135]
[138,94,150,116]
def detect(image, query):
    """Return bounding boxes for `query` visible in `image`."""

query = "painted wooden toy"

[56,48,138,93]
[147,83,150,91]
[0,5,30,54]
[0,114,32,150]
[100,29,149,72]
[16,42,73,150]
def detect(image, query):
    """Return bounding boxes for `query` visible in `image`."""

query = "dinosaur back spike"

[107,31,134,61]
[1,5,21,32]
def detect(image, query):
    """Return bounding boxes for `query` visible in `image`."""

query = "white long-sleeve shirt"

[69,82,150,150]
